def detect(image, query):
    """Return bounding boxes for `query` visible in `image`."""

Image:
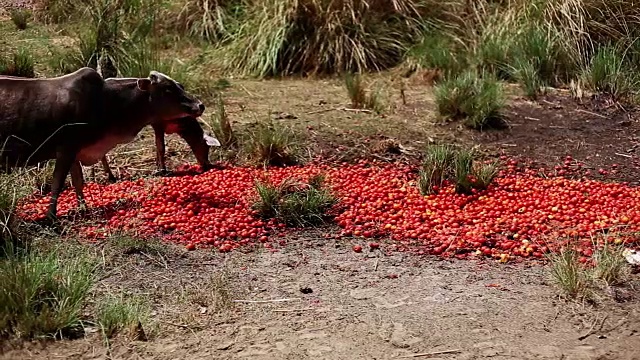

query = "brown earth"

[1,234,639,360]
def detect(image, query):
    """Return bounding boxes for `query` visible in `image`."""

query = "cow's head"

[137,71,205,120]
[174,116,221,170]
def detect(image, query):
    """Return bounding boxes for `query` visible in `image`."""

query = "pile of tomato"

[16,156,640,262]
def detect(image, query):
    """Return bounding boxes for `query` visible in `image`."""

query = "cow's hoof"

[153,169,172,177]
[107,175,118,184]
[203,163,225,171]
[37,216,62,234]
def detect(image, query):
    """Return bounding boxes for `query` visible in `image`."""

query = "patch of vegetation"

[0,244,96,339]
[418,145,499,195]
[405,30,467,79]
[549,241,632,300]
[417,144,456,195]
[109,235,167,257]
[221,0,427,76]
[550,249,591,299]
[10,9,31,30]
[344,73,387,113]
[96,293,150,339]
[247,119,297,167]
[252,174,337,227]
[592,242,630,287]
[0,49,36,78]
[208,95,237,149]
[173,0,243,42]
[434,70,505,129]
[582,44,640,101]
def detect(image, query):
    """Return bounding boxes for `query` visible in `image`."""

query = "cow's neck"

[103,80,157,132]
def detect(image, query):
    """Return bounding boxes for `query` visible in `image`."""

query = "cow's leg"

[100,155,117,183]
[46,149,76,224]
[69,161,87,211]
[152,124,170,176]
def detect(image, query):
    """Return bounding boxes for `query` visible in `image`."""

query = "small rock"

[350,288,377,300]
[216,341,235,350]
[300,287,313,294]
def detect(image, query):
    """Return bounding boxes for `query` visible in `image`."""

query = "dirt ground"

[2,233,640,360]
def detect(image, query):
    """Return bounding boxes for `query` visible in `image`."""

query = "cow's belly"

[76,134,136,165]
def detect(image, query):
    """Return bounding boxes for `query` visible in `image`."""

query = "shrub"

[97,293,150,339]
[222,0,427,77]
[33,0,79,23]
[549,249,591,299]
[417,144,456,195]
[174,0,243,42]
[0,245,96,339]
[248,119,297,167]
[418,145,499,195]
[582,44,640,101]
[405,30,467,79]
[208,95,237,148]
[592,242,630,287]
[10,8,30,30]
[344,73,387,113]
[434,70,505,129]
[252,174,337,227]
[0,50,36,78]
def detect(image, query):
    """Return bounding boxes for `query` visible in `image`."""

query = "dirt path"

[2,235,639,360]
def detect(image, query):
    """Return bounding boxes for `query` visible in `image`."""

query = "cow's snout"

[189,102,205,116]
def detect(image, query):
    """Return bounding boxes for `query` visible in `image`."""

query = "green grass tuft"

[434,70,505,129]
[0,49,36,78]
[10,8,31,30]
[221,0,426,77]
[0,244,96,339]
[248,119,297,167]
[96,293,150,339]
[582,44,640,101]
[252,174,337,227]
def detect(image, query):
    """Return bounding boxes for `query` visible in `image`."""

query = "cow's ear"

[149,71,161,84]
[137,78,151,92]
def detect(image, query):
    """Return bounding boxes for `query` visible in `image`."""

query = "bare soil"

[1,234,639,360]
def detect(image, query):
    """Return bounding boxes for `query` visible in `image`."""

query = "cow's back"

[0,68,106,167]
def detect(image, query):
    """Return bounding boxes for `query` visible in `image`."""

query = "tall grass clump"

[582,44,640,101]
[434,70,505,129]
[418,145,499,195]
[97,293,150,339]
[0,50,36,78]
[252,175,337,227]
[173,0,244,42]
[222,0,427,77]
[247,119,297,167]
[549,249,591,299]
[344,73,387,113]
[0,245,96,339]
[208,95,237,148]
[405,30,468,79]
[418,144,455,195]
[10,8,31,30]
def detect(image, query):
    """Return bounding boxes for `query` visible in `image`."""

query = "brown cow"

[95,56,219,180]
[0,68,205,223]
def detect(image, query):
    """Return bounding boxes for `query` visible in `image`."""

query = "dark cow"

[0,68,205,222]
[99,116,221,182]
[95,57,219,180]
